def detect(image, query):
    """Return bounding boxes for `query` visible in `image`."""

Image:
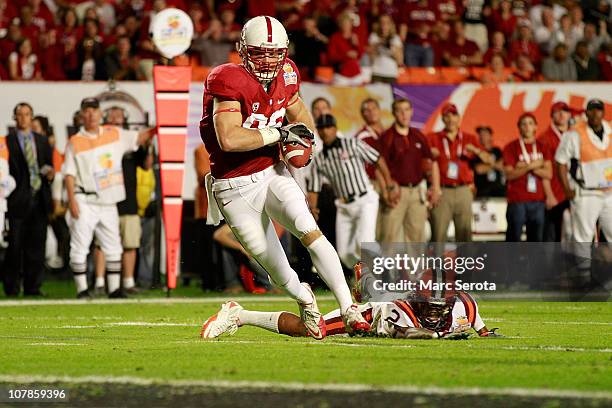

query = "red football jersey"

[199,58,301,179]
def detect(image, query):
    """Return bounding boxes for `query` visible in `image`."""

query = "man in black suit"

[2,102,54,296]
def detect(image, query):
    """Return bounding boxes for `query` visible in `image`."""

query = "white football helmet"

[238,15,289,82]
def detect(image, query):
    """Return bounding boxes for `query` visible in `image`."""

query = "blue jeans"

[404,43,434,67]
[506,202,545,242]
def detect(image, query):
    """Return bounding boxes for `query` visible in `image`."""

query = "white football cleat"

[297,283,326,340]
[342,304,371,336]
[200,301,243,339]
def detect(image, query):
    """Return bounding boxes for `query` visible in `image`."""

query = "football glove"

[479,327,503,337]
[440,330,471,340]
[279,123,314,148]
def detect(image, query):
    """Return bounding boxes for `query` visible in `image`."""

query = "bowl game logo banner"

[393,83,612,148]
[152,8,194,59]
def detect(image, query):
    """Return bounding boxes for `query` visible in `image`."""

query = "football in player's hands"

[279,123,315,147]
[281,136,313,168]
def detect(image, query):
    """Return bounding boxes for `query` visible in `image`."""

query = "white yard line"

[0,374,609,400]
[0,296,335,307]
[26,343,85,346]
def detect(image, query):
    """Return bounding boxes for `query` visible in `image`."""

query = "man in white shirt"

[63,97,154,298]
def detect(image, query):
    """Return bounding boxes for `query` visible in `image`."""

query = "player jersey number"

[242,108,286,130]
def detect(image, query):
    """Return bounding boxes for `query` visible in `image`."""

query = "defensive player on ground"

[199,15,370,339]
[201,283,501,339]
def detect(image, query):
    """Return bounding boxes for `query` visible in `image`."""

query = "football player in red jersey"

[199,16,370,340]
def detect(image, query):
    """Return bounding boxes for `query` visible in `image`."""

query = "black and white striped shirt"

[307,135,380,201]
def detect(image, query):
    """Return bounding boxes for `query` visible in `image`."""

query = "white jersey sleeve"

[62,142,77,178]
[555,130,580,165]
[120,129,139,154]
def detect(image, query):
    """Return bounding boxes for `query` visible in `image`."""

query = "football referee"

[307,114,395,269]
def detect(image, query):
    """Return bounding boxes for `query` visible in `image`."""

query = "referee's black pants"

[2,193,48,296]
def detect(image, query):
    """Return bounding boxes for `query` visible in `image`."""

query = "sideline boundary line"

[0,375,610,400]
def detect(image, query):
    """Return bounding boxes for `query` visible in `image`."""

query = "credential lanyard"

[443,131,463,159]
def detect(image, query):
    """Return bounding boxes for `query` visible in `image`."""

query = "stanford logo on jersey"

[252,102,260,112]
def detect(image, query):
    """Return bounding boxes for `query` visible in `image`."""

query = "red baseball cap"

[550,101,572,115]
[441,103,459,115]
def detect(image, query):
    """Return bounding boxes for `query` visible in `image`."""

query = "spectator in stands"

[19,5,41,44]
[3,102,54,297]
[76,37,106,80]
[431,20,451,66]
[0,0,17,31]
[8,38,41,80]
[462,0,490,52]
[529,0,566,30]
[403,0,435,67]
[38,30,66,80]
[573,40,601,81]
[28,0,53,32]
[442,20,483,67]
[92,0,116,35]
[328,12,366,85]
[537,102,573,242]
[429,103,491,242]
[481,53,513,85]
[191,19,233,67]
[551,14,579,54]
[472,126,505,198]
[435,0,460,22]
[533,6,557,54]
[542,43,577,81]
[490,0,517,42]
[105,35,141,80]
[0,20,22,66]
[56,8,82,79]
[378,98,440,243]
[503,112,552,242]
[291,16,328,81]
[512,53,541,82]
[368,14,403,82]
[484,31,510,66]
[218,5,241,42]
[509,19,541,68]
[598,42,612,81]
[583,21,610,57]
[332,0,370,46]
[569,5,585,42]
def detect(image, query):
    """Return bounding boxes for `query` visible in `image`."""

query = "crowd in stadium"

[0,0,611,82]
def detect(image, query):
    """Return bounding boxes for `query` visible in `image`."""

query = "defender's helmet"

[238,16,289,82]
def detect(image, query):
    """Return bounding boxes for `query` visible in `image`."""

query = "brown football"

[281,139,313,168]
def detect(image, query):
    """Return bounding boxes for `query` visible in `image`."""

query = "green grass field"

[1,285,611,406]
